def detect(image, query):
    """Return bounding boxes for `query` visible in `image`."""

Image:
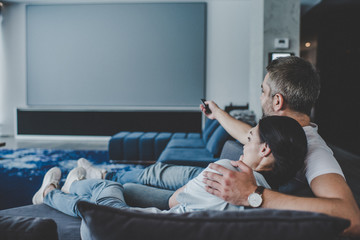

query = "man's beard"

[262,109,267,118]
[261,101,274,118]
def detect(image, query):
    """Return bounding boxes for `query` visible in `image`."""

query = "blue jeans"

[105,162,204,190]
[44,179,127,217]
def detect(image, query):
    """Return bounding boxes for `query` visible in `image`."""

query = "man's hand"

[200,100,220,120]
[202,160,257,206]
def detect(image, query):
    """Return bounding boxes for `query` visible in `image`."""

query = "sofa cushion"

[171,132,187,139]
[166,138,205,149]
[204,118,215,130]
[108,131,131,160]
[202,120,219,143]
[77,201,350,240]
[124,132,144,160]
[154,132,173,159]
[187,133,201,139]
[139,132,158,160]
[157,148,217,167]
[0,215,58,240]
[206,125,231,156]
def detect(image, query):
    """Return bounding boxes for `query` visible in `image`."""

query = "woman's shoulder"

[213,159,239,172]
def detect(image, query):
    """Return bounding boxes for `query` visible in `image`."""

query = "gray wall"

[249,0,300,120]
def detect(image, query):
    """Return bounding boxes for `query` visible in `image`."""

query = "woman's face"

[241,125,274,171]
[241,125,263,169]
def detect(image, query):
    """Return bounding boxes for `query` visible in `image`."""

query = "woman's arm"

[168,185,186,208]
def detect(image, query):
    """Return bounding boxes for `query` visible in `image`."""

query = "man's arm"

[200,101,252,144]
[203,161,360,237]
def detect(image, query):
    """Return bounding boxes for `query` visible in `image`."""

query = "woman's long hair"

[258,116,308,188]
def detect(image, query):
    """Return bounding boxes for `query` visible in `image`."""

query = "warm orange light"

[305,42,311,48]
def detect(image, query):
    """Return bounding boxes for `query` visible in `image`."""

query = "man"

[200,56,360,236]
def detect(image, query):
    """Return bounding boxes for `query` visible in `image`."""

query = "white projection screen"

[26,3,206,107]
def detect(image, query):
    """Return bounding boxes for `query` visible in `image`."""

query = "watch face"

[248,193,262,208]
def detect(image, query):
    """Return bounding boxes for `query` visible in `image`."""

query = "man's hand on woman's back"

[202,161,257,206]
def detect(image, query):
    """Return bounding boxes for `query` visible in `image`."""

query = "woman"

[32,116,307,216]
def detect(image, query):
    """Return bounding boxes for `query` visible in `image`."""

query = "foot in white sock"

[61,167,86,193]
[77,158,106,179]
[32,167,61,204]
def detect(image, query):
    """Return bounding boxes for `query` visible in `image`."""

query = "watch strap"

[255,186,265,195]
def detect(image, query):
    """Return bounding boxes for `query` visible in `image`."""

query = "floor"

[0,136,109,151]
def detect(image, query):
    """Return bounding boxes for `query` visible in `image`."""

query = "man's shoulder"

[304,124,334,156]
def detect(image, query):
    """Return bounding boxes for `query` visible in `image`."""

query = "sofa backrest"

[205,125,231,157]
[202,119,219,144]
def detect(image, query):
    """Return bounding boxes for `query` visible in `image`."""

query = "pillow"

[0,215,58,240]
[77,201,349,240]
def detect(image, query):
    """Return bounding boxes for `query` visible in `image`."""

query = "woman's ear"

[256,143,274,172]
[272,93,285,111]
[260,142,272,157]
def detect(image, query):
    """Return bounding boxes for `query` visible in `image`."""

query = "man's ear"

[261,143,272,157]
[272,93,285,111]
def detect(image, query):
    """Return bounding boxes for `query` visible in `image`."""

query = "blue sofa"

[108,119,232,167]
[157,120,231,167]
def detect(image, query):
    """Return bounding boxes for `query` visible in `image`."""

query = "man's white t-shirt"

[301,123,344,185]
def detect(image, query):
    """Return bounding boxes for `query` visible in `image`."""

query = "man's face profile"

[260,74,275,117]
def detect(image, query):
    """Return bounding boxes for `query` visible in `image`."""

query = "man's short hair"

[266,56,320,116]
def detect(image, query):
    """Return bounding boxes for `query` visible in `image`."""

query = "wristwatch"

[248,186,265,208]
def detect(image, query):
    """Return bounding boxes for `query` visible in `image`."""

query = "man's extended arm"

[203,161,360,237]
[200,101,252,144]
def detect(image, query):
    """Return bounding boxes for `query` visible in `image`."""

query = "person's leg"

[78,158,107,179]
[32,167,62,205]
[44,189,89,217]
[138,163,204,190]
[78,158,144,184]
[104,169,144,185]
[72,179,128,209]
[123,183,174,210]
[80,157,203,190]
[45,178,128,217]
[43,167,90,217]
